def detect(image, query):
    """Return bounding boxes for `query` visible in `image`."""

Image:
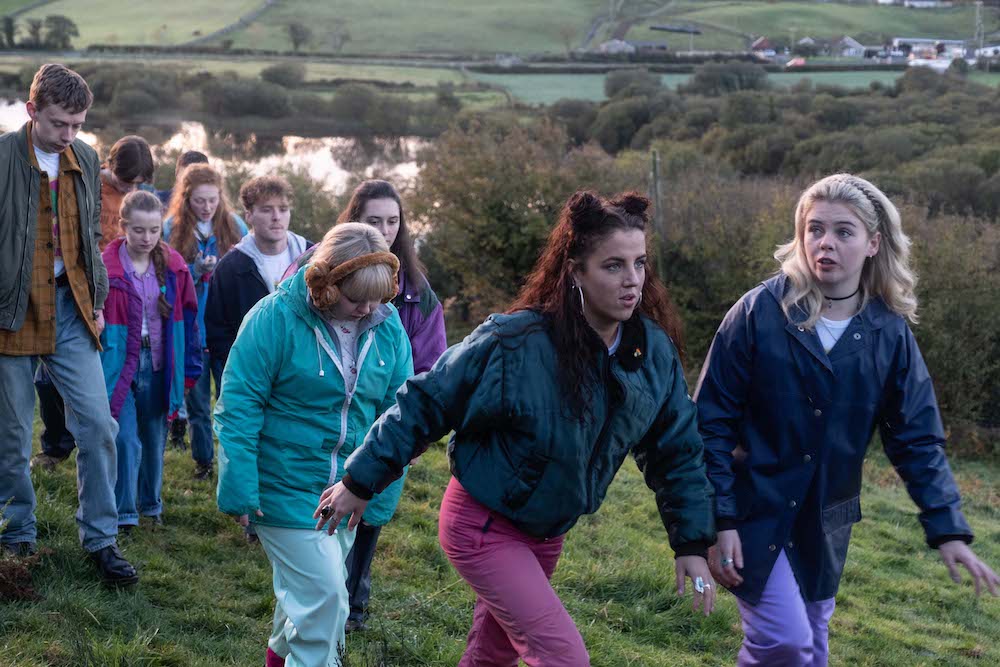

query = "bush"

[261,62,307,88]
[680,61,768,96]
[588,97,650,153]
[202,79,292,118]
[604,68,662,99]
[109,89,158,117]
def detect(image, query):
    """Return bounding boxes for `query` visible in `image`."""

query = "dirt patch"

[0,549,47,602]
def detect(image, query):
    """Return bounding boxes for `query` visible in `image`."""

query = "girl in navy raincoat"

[695,173,999,666]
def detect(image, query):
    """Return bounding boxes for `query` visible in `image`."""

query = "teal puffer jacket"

[215,265,413,529]
[344,311,716,556]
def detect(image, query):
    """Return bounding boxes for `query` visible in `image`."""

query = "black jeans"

[345,521,382,622]
[35,365,76,459]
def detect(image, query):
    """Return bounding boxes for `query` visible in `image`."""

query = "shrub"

[261,62,307,88]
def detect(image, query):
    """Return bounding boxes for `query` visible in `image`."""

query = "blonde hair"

[775,173,917,329]
[306,223,397,310]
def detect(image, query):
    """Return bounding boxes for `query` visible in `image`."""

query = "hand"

[313,482,369,535]
[94,309,105,335]
[676,555,716,616]
[939,540,1000,597]
[232,509,264,527]
[709,529,745,588]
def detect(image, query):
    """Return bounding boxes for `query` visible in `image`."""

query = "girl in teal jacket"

[215,223,412,667]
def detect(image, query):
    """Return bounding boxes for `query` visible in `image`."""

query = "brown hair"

[107,135,154,185]
[509,190,686,415]
[29,64,93,113]
[176,150,208,174]
[166,164,241,263]
[337,179,425,289]
[239,175,294,213]
[120,190,171,318]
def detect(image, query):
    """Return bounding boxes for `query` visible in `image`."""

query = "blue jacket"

[215,265,413,530]
[694,273,973,604]
[162,214,248,349]
[344,311,716,555]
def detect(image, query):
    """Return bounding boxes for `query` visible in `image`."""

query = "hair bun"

[566,191,604,217]
[610,191,650,217]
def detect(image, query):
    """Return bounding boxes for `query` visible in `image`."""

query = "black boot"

[89,544,139,587]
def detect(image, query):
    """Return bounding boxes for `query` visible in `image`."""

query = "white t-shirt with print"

[258,252,290,291]
[34,147,63,277]
[328,318,360,394]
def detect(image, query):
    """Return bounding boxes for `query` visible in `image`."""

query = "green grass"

[625,1,994,51]
[220,0,605,56]
[0,0,34,15]
[18,0,260,46]
[2,426,998,665]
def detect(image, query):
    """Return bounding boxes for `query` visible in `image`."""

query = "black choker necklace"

[823,286,860,308]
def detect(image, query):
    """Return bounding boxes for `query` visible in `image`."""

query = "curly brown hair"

[508,190,685,415]
[166,164,241,263]
[239,175,294,213]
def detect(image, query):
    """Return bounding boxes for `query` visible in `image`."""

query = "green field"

[19,0,259,46]
[1,429,998,666]
[222,0,605,56]
[625,0,995,51]
[473,69,945,105]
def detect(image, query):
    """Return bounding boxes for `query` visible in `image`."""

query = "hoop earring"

[573,283,585,313]
[638,291,643,305]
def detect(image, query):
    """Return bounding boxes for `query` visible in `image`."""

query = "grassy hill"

[1,429,998,665]
[623,0,994,51]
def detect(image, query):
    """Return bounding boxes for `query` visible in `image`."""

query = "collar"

[764,272,895,331]
[613,314,647,372]
[25,121,82,174]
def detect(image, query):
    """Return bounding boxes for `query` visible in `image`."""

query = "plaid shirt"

[0,124,101,356]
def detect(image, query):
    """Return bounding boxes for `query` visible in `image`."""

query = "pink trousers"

[438,477,590,667]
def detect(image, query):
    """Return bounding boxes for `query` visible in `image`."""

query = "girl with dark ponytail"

[317,190,717,666]
[100,191,201,532]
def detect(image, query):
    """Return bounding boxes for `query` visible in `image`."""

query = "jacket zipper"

[585,356,622,511]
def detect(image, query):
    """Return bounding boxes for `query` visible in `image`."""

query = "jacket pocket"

[501,454,549,512]
[822,495,862,534]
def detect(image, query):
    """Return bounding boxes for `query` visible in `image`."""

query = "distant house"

[797,37,816,46]
[627,40,669,52]
[836,36,865,57]
[877,0,902,5]
[975,44,1000,58]
[598,39,636,55]
[904,0,953,8]
[750,36,772,51]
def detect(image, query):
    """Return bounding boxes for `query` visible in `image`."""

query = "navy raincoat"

[695,273,972,604]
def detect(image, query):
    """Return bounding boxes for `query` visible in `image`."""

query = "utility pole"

[976,1,986,71]
[650,150,666,271]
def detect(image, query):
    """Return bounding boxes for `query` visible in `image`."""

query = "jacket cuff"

[674,541,710,559]
[928,533,973,549]
[716,517,739,531]
[341,473,374,501]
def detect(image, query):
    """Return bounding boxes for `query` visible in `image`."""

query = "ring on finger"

[319,504,333,519]
[721,557,734,567]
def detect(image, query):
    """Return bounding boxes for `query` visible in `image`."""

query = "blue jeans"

[114,347,167,526]
[0,284,121,552]
[187,350,223,466]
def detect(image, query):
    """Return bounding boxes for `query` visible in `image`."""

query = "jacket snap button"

[853,332,862,340]
[787,541,794,548]
[789,500,797,508]
[813,409,822,417]
[768,544,776,552]
[803,454,812,463]
[797,326,805,332]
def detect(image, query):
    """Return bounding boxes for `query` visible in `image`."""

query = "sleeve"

[91,168,109,310]
[409,300,448,375]
[178,266,202,385]
[214,301,281,517]
[204,260,236,364]
[878,326,973,548]
[633,344,716,558]
[692,298,754,528]
[342,317,502,500]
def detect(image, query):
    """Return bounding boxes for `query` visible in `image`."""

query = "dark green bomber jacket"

[344,310,717,558]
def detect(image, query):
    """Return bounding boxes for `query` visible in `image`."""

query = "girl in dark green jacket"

[316,191,717,666]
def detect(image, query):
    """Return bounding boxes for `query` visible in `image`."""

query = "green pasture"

[625,0,994,51]
[18,0,259,46]
[1,423,998,665]
[219,0,605,55]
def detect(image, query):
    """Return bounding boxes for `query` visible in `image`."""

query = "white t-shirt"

[196,220,213,239]
[817,316,852,353]
[328,318,360,394]
[607,323,623,355]
[258,251,290,291]
[34,147,64,277]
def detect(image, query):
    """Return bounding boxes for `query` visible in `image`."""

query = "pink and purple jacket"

[100,237,202,419]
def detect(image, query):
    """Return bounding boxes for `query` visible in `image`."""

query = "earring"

[637,291,643,305]
[572,283,585,313]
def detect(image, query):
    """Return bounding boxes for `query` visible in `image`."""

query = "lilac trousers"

[736,550,836,667]
[438,477,589,667]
